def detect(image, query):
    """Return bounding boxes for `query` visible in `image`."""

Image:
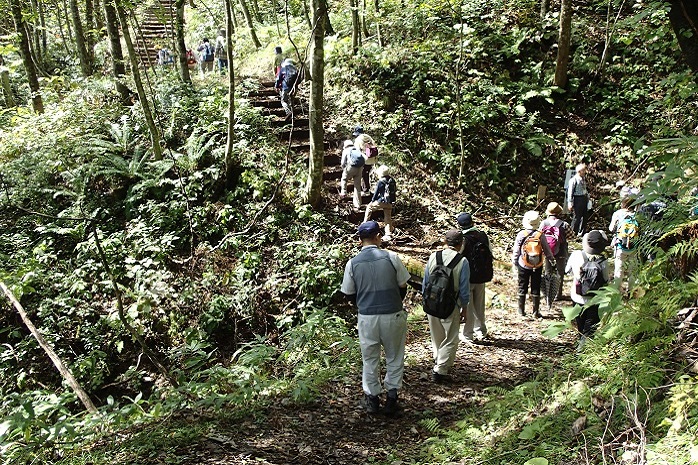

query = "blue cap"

[456,212,473,228]
[357,220,381,238]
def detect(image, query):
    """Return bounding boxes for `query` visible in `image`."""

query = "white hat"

[522,211,541,230]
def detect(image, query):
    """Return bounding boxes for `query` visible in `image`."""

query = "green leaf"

[515,104,527,115]
[524,459,548,465]
[542,321,570,338]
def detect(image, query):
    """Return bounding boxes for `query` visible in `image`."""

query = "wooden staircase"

[133,0,175,67]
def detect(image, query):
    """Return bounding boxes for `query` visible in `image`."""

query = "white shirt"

[565,250,610,305]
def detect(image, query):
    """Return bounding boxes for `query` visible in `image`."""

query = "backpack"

[616,216,639,251]
[578,252,607,295]
[348,149,365,167]
[463,230,493,284]
[423,251,463,319]
[365,144,378,159]
[541,220,563,255]
[520,230,544,268]
[186,50,196,64]
[203,44,214,62]
[381,177,396,204]
[283,64,298,89]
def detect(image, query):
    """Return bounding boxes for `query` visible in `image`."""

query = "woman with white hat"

[511,211,556,318]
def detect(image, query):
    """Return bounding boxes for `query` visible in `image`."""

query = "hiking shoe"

[431,370,452,384]
[363,394,380,414]
[383,389,402,417]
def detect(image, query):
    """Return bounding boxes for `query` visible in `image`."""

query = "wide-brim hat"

[522,211,541,230]
[583,230,609,255]
[546,202,563,216]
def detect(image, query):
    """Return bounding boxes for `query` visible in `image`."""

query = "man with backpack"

[565,230,610,349]
[364,165,396,242]
[341,221,411,416]
[214,29,228,74]
[609,197,638,291]
[566,163,590,237]
[339,140,364,209]
[511,211,556,318]
[456,212,493,343]
[274,58,298,120]
[353,126,378,194]
[197,38,215,73]
[540,202,573,301]
[422,230,470,384]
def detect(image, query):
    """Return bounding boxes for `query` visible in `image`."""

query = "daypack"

[423,251,463,319]
[578,253,607,295]
[283,64,298,89]
[186,50,197,65]
[541,220,563,255]
[616,216,639,251]
[348,149,365,167]
[203,44,214,62]
[463,230,493,284]
[520,230,544,268]
[381,177,396,204]
[365,144,378,159]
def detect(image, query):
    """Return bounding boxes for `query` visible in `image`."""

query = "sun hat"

[545,202,563,216]
[357,221,381,239]
[456,212,473,229]
[352,125,364,137]
[375,165,390,178]
[445,229,464,247]
[582,230,609,255]
[343,139,354,149]
[522,211,541,230]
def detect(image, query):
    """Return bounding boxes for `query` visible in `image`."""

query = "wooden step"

[251,99,282,109]
[269,118,309,128]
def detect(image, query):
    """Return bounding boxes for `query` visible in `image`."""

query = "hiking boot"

[431,370,452,384]
[383,389,402,417]
[531,295,542,319]
[363,394,380,414]
[517,294,527,316]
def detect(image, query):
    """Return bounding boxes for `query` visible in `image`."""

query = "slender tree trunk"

[39,0,48,52]
[0,56,16,107]
[224,0,237,189]
[351,0,360,54]
[10,0,44,113]
[85,0,96,62]
[668,0,698,75]
[115,0,163,160]
[103,0,130,102]
[239,0,262,48]
[553,0,572,88]
[175,0,192,84]
[55,0,73,56]
[62,0,75,43]
[250,0,261,22]
[321,0,333,36]
[30,0,42,60]
[302,0,311,30]
[304,0,325,206]
[373,0,381,46]
[70,0,94,76]
[361,0,369,38]
[1,282,98,414]
[272,0,282,37]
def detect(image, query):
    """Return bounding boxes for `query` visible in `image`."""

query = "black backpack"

[423,251,463,319]
[463,230,493,284]
[579,252,607,296]
[381,177,396,204]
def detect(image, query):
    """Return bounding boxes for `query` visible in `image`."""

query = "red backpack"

[541,220,563,255]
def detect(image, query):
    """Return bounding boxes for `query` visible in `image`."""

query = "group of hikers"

[157,31,229,74]
[339,157,656,417]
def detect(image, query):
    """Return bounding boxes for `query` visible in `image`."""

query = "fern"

[420,417,441,433]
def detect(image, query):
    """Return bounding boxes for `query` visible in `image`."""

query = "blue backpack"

[349,149,365,167]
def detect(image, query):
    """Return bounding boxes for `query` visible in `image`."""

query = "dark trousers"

[575,304,600,337]
[517,265,542,297]
[571,195,588,235]
[362,164,373,192]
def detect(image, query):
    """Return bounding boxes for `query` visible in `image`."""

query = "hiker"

[274,58,298,120]
[565,230,610,349]
[609,196,638,290]
[353,126,378,194]
[339,140,364,209]
[511,211,556,318]
[540,202,573,300]
[340,220,411,416]
[197,38,215,73]
[423,230,470,383]
[273,46,284,78]
[456,213,493,343]
[186,49,197,69]
[215,29,228,73]
[567,163,590,237]
[364,165,396,242]
[157,47,174,66]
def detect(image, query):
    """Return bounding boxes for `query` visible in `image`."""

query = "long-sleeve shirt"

[354,134,377,166]
[567,174,588,205]
[511,228,556,269]
[422,248,470,308]
[565,250,610,305]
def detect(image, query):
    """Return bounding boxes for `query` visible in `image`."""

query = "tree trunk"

[39,0,48,52]
[85,0,96,62]
[361,0,369,38]
[351,0,360,54]
[373,0,381,46]
[114,0,163,160]
[175,0,192,84]
[103,0,130,102]
[62,0,75,43]
[0,55,16,107]
[30,0,42,60]
[10,0,44,113]
[55,1,73,56]
[304,0,325,206]
[223,0,237,190]
[302,0,312,30]
[321,0,334,36]
[668,0,698,75]
[553,0,572,88]
[540,0,550,18]
[70,0,93,76]
[250,0,261,22]
[239,0,262,48]
[0,282,98,414]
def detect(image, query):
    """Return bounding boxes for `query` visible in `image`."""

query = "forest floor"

[116,259,578,465]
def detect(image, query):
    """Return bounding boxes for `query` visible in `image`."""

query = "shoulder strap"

[436,250,444,266]
[445,252,463,269]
